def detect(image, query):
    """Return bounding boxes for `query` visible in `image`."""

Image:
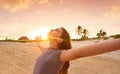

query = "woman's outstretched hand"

[35,36,41,45]
[35,36,45,52]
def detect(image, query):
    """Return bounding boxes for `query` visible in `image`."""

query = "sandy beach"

[0,39,120,74]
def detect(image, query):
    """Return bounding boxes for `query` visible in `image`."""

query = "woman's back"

[33,48,64,74]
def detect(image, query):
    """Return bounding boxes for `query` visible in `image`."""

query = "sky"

[0,0,120,40]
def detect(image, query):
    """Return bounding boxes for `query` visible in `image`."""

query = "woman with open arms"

[33,27,120,74]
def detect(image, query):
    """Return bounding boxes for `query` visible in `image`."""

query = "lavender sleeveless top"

[33,48,64,74]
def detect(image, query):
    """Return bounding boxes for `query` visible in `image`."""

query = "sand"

[0,40,120,74]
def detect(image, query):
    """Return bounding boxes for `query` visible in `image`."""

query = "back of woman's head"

[58,27,72,49]
[58,27,71,74]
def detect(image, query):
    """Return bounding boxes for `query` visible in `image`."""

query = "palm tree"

[77,26,82,36]
[97,30,102,39]
[101,31,107,38]
[76,26,89,40]
[81,29,88,39]
[97,30,107,39]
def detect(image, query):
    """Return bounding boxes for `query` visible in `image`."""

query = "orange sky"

[0,0,120,40]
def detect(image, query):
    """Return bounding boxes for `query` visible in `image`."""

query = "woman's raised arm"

[36,42,45,52]
[60,39,120,62]
[35,36,45,52]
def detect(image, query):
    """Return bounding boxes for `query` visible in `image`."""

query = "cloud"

[0,0,31,12]
[60,0,63,3]
[104,5,120,19]
[0,0,51,12]
[39,0,49,4]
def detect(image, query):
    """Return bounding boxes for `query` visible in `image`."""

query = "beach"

[0,39,120,74]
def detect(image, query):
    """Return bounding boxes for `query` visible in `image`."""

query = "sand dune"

[0,40,120,74]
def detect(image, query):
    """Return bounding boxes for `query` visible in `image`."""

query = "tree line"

[1,25,120,42]
[76,25,107,40]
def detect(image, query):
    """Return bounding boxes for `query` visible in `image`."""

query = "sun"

[29,29,50,40]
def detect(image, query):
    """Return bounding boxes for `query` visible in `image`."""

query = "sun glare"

[29,29,50,40]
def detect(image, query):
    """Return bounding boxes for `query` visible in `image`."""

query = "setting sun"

[29,28,50,40]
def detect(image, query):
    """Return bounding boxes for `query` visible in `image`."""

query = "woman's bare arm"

[60,39,120,62]
[35,36,45,52]
[36,42,45,52]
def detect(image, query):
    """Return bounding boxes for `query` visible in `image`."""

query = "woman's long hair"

[58,27,72,74]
